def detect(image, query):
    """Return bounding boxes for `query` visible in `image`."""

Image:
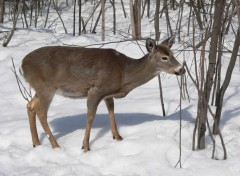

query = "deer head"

[146,37,185,75]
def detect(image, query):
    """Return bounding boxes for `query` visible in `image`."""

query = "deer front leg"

[82,92,102,152]
[27,95,40,147]
[104,98,122,141]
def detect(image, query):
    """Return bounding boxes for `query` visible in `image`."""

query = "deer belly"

[56,86,87,99]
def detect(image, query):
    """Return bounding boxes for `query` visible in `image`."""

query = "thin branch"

[3,0,23,47]
[184,61,227,159]
[158,74,166,116]
[175,75,183,168]
[206,119,216,159]
[11,57,32,102]
[52,0,67,33]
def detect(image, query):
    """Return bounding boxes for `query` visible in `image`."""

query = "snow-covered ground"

[0,1,240,176]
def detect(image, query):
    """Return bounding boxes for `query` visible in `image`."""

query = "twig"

[158,74,166,116]
[11,57,32,102]
[3,0,23,47]
[52,0,67,33]
[192,114,198,151]
[173,49,240,57]
[50,35,147,48]
[206,119,216,159]
[175,75,183,168]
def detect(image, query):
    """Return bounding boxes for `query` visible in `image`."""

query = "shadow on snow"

[48,106,194,143]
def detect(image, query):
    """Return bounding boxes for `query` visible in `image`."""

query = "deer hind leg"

[27,94,40,147]
[35,90,59,148]
[104,98,122,141]
[82,91,102,152]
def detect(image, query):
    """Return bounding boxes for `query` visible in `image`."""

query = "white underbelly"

[56,88,87,99]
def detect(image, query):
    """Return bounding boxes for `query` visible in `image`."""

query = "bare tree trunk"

[213,30,240,134]
[211,18,226,106]
[101,0,105,41]
[120,0,127,18]
[79,0,82,35]
[129,0,141,39]
[187,5,192,36]
[55,0,58,6]
[155,0,164,117]
[154,0,160,41]
[147,0,150,18]
[129,0,135,37]
[141,0,147,18]
[158,74,166,116]
[110,0,116,35]
[170,0,177,10]
[190,0,203,30]
[164,0,173,36]
[176,0,184,41]
[52,0,67,33]
[22,0,28,28]
[234,0,240,33]
[73,0,76,36]
[30,0,33,26]
[0,0,5,23]
[135,0,141,39]
[3,0,22,47]
[92,8,102,33]
[82,0,101,33]
[197,0,226,149]
[141,0,150,18]
[44,0,51,28]
[34,0,38,28]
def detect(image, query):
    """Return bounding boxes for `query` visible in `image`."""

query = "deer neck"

[122,54,157,92]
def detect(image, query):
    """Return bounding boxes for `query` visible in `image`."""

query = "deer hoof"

[33,144,40,148]
[52,144,60,149]
[113,135,123,141]
[82,146,90,153]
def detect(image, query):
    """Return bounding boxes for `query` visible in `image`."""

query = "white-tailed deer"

[21,38,185,152]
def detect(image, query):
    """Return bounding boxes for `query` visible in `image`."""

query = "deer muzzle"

[174,67,185,75]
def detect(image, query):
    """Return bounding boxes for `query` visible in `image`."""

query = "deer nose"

[179,67,185,75]
[175,67,185,75]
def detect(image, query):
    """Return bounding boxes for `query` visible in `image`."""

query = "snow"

[0,1,240,176]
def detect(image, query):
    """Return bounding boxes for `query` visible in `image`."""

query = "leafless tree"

[234,0,240,31]
[129,0,141,39]
[213,30,240,134]
[0,0,4,23]
[73,0,77,36]
[101,0,105,41]
[142,0,150,18]
[197,0,226,149]
[110,0,116,35]
[120,0,127,18]
[3,0,22,47]
[79,0,82,35]
[154,0,160,41]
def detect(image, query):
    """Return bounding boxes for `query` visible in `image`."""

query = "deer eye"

[161,56,169,61]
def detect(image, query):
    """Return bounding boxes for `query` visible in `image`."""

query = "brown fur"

[21,39,184,152]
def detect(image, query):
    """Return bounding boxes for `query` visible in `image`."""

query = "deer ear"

[161,36,175,48]
[146,38,156,53]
